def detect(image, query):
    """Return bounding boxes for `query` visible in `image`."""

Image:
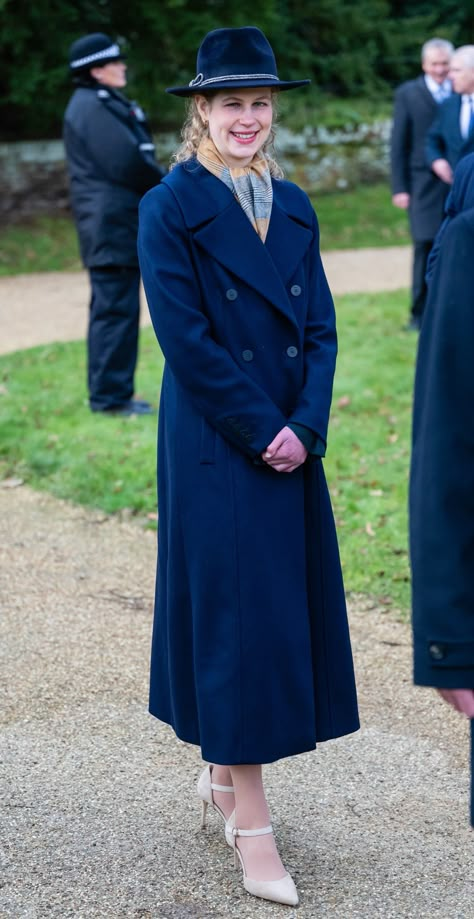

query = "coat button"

[226,288,238,300]
[429,642,445,661]
[286,346,298,358]
[242,349,254,361]
[290,284,302,296]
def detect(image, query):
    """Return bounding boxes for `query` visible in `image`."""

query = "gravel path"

[0,487,472,918]
[1,252,473,918]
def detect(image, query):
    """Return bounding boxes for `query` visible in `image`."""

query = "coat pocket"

[200,418,216,464]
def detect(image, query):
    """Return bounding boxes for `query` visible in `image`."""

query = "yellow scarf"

[196,136,273,243]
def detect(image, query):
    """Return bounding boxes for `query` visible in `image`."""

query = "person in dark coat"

[426,45,474,192]
[391,38,453,331]
[138,26,359,908]
[426,151,474,280]
[64,33,164,414]
[410,195,474,826]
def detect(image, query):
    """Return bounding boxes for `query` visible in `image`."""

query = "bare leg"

[211,764,235,821]
[229,764,286,881]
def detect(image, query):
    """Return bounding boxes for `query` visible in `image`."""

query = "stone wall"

[0,121,391,219]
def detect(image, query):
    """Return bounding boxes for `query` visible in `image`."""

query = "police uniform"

[63,33,164,412]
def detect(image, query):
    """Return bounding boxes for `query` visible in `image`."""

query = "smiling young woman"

[138,26,359,908]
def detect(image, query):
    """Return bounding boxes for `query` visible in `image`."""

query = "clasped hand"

[262,426,308,473]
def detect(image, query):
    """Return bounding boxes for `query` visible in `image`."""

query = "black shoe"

[92,400,155,416]
[404,316,421,332]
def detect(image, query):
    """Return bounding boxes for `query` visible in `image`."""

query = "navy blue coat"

[410,207,474,825]
[64,86,164,267]
[138,162,359,765]
[410,207,474,688]
[426,95,474,172]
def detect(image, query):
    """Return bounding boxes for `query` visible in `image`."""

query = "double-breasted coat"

[138,162,359,765]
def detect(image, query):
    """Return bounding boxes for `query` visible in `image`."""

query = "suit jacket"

[138,162,359,765]
[391,76,448,240]
[426,94,474,172]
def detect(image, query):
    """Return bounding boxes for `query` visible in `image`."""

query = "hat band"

[70,43,121,69]
[189,71,279,88]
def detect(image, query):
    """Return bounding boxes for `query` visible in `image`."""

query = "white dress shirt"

[424,74,451,102]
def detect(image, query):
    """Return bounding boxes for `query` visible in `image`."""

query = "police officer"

[64,33,165,414]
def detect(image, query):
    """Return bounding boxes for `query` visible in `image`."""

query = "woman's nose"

[239,109,257,123]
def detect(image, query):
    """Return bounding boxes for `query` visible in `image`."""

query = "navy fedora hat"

[166,26,310,96]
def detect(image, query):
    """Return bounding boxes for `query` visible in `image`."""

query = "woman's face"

[196,88,273,167]
[90,61,127,89]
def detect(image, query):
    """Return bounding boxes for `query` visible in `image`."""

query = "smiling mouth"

[231,131,258,143]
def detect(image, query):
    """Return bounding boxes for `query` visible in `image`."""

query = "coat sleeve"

[286,211,337,447]
[390,86,411,195]
[426,108,447,166]
[138,184,288,458]
[410,212,474,688]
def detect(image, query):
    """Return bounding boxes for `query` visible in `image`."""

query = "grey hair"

[451,45,474,69]
[421,38,454,63]
[170,92,284,178]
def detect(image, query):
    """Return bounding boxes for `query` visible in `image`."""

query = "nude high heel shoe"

[225,811,299,907]
[197,764,234,829]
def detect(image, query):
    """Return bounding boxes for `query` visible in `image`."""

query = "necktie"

[436,87,445,103]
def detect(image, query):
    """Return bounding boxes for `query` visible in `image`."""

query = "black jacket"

[390,76,448,241]
[63,85,164,267]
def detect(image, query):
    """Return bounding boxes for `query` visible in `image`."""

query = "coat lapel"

[414,76,437,114]
[167,163,313,327]
[264,196,313,285]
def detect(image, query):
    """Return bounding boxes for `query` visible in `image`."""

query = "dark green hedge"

[1,0,473,139]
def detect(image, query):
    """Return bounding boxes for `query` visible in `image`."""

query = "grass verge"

[0,288,415,613]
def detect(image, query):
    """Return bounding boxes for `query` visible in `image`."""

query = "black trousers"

[411,240,434,321]
[88,266,140,410]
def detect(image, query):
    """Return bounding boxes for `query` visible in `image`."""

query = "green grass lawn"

[315,185,410,250]
[0,216,81,276]
[0,184,410,277]
[0,287,416,613]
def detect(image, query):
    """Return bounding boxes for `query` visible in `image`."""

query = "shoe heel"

[201,799,208,829]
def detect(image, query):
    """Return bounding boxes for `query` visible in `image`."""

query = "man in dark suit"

[410,199,474,826]
[391,38,453,331]
[427,45,474,189]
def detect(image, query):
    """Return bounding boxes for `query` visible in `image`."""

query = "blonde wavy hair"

[170,92,284,178]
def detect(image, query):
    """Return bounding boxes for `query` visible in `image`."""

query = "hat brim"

[166,78,310,96]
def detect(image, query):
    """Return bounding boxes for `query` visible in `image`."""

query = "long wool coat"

[138,161,359,765]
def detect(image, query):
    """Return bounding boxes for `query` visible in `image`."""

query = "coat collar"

[164,162,314,326]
